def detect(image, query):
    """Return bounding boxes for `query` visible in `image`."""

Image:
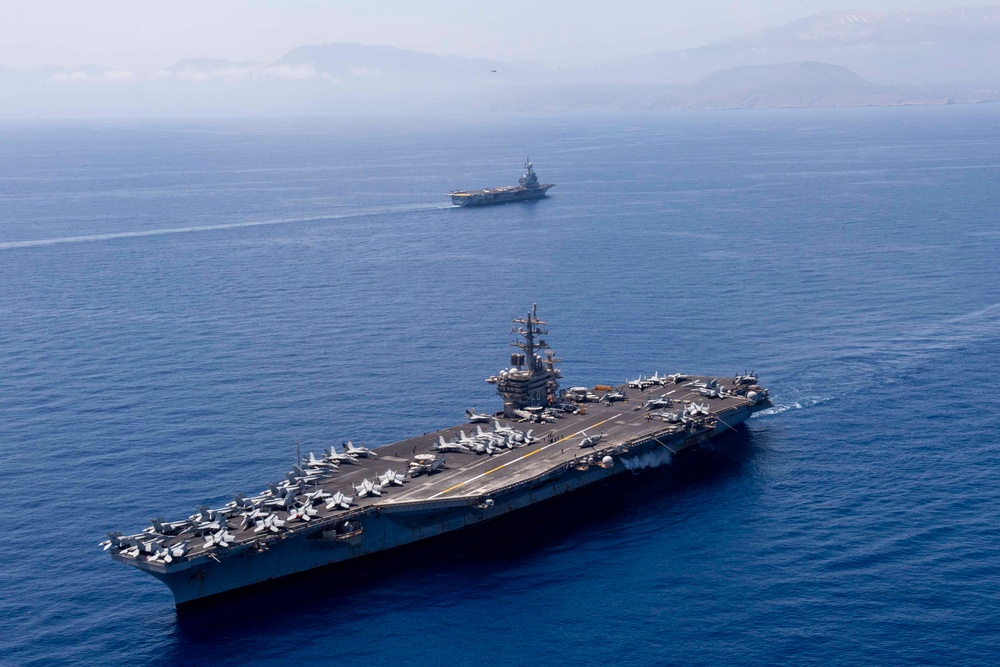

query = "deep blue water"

[2,108,999,666]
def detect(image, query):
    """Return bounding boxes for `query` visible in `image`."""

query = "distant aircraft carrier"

[450,160,554,206]
[103,306,771,606]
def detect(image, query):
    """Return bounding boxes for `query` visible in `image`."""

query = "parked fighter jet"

[627,376,655,390]
[735,371,757,385]
[288,465,327,484]
[647,372,669,386]
[325,446,360,465]
[100,531,126,551]
[493,420,519,436]
[353,478,383,498]
[306,451,340,470]
[434,436,470,453]
[149,517,188,536]
[189,507,230,534]
[288,503,319,522]
[303,488,332,504]
[378,469,406,487]
[685,402,710,417]
[325,491,353,511]
[148,540,189,564]
[204,527,236,548]
[643,396,674,411]
[667,373,689,383]
[579,431,604,448]
[601,390,626,403]
[253,513,286,533]
[229,493,263,511]
[465,408,492,423]
[344,441,377,458]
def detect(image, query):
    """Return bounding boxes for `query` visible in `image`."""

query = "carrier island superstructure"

[103,306,771,605]
[450,160,553,206]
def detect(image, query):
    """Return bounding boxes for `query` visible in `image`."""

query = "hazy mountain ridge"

[570,4,1000,85]
[1,5,999,116]
[467,62,997,112]
[739,5,1000,46]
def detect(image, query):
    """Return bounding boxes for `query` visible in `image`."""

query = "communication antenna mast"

[495,304,562,416]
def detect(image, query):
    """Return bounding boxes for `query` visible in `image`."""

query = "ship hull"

[123,401,763,605]
[451,185,553,207]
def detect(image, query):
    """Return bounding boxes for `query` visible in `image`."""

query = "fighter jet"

[148,517,188,536]
[434,436,470,453]
[287,503,319,522]
[204,527,236,548]
[325,491,354,511]
[493,420,519,437]
[353,478,383,498]
[643,396,674,411]
[189,507,230,534]
[303,487,332,504]
[735,370,757,385]
[253,513,286,533]
[667,373,689,384]
[378,469,406,487]
[627,376,654,390]
[685,402,710,417]
[647,372,669,386]
[579,430,604,448]
[305,451,340,470]
[229,494,263,511]
[148,540,189,564]
[287,465,327,484]
[344,441,378,458]
[100,531,126,551]
[601,390,626,403]
[465,408,492,423]
[325,446,360,465]
[540,408,561,422]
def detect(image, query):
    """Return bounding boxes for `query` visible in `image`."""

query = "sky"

[0,0,984,70]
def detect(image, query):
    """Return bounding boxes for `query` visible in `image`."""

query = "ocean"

[1,107,999,666]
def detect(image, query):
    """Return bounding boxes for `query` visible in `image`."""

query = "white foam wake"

[620,447,674,471]
[0,203,448,251]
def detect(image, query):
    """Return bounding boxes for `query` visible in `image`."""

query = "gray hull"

[451,185,553,207]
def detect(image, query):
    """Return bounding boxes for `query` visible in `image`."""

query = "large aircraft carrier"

[450,160,554,206]
[103,306,771,606]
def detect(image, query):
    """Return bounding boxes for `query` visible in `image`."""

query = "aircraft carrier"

[450,160,554,206]
[103,306,771,606]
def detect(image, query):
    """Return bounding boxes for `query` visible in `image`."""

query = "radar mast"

[494,304,562,417]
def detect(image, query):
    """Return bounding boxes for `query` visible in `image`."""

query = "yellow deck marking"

[429,414,622,499]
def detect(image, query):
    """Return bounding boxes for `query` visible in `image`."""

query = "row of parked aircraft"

[102,439,402,558]
[434,420,540,455]
[626,372,692,390]
[649,401,712,423]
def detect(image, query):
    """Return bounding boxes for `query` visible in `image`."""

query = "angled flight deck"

[104,306,771,605]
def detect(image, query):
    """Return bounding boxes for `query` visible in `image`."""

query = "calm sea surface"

[1,108,999,666]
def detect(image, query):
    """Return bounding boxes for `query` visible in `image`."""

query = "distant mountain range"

[567,4,1000,85]
[2,5,999,116]
[470,62,998,112]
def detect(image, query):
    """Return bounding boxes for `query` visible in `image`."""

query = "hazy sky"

[0,0,985,70]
